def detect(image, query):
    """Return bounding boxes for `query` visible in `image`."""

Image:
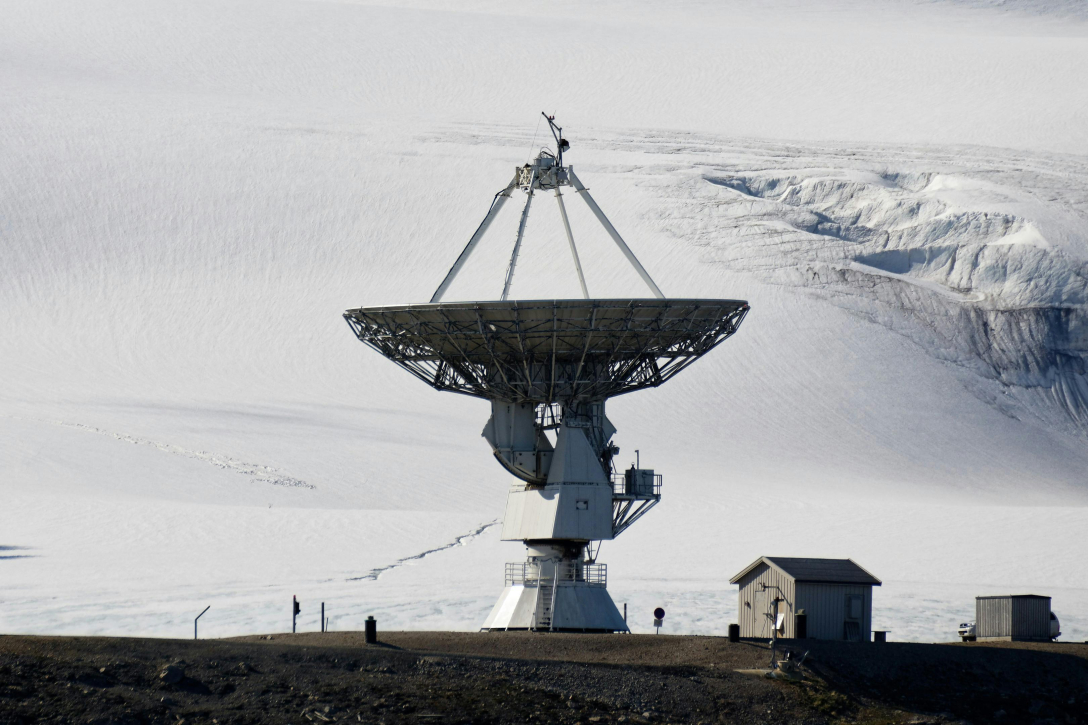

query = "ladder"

[533,564,560,631]
[536,581,553,630]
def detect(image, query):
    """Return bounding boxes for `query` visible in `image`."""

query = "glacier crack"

[345,520,500,582]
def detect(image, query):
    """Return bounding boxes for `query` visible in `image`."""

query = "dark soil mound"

[0,632,1084,724]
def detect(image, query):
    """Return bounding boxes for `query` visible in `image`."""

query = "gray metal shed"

[730,557,881,642]
[976,595,1052,641]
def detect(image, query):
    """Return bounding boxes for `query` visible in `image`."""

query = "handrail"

[611,471,663,498]
[505,561,607,587]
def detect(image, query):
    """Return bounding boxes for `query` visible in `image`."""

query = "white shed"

[730,557,882,642]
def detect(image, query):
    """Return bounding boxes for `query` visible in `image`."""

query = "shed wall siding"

[794,583,873,641]
[1011,598,1050,640]
[976,597,1010,638]
[736,563,797,638]
[977,597,1050,641]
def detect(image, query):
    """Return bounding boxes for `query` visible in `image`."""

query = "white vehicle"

[958,613,1060,641]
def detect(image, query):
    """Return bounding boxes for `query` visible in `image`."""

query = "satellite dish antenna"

[344,114,750,633]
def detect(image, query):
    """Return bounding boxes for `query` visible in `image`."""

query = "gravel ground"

[1,632,1085,725]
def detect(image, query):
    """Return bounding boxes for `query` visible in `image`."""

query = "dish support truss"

[429,125,663,304]
[343,299,749,404]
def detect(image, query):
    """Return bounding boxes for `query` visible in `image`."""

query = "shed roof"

[730,557,882,586]
[976,594,1050,600]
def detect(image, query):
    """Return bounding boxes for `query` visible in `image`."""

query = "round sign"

[654,607,665,620]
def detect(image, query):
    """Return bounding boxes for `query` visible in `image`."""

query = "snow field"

[2,0,1087,642]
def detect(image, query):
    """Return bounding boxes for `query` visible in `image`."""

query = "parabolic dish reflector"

[344,299,749,403]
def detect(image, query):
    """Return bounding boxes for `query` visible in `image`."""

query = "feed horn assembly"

[345,114,749,631]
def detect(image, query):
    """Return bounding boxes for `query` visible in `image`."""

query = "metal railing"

[611,471,662,498]
[505,561,607,587]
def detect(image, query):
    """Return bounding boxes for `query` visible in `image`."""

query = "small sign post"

[653,607,665,634]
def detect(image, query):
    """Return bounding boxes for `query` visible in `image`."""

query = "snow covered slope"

[2,0,1087,641]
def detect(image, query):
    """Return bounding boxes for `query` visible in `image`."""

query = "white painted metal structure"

[345,115,750,632]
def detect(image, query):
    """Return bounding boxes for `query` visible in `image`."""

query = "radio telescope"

[345,114,749,632]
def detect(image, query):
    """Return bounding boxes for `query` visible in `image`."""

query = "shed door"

[844,594,862,641]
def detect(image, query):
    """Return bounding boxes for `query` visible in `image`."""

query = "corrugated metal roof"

[730,557,881,585]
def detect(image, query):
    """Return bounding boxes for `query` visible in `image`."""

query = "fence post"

[194,606,210,640]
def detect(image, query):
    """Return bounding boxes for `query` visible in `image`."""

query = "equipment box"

[624,468,656,496]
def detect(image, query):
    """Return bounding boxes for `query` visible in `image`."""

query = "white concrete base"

[481,583,629,632]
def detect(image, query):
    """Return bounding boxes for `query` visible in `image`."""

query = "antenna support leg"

[568,168,664,299]
[431,174,519,303]
[501,170,536,301]
[554,189,589,299]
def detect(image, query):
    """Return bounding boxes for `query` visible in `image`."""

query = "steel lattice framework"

[344,299,749,403]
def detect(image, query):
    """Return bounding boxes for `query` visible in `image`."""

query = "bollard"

[728,623,740,642]
[365,616,377,644]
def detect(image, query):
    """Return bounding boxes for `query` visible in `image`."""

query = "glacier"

[1,0,1087,642]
